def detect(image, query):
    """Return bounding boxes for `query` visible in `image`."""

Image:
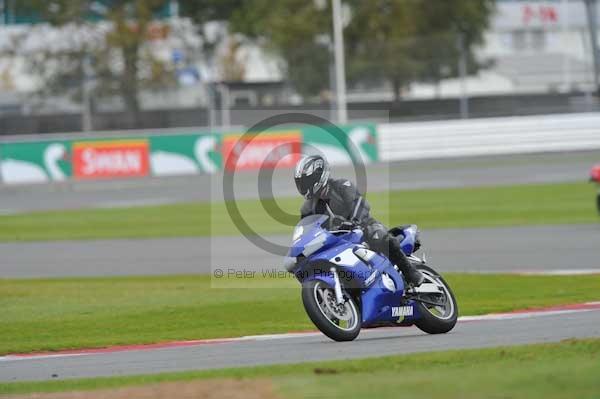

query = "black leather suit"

[300,178,413,275]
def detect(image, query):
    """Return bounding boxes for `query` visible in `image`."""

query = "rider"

[294,155,425,286]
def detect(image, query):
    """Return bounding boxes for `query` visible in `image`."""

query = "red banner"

[522,5,558,25]
[222,132,302,171]
[73,140,150,180]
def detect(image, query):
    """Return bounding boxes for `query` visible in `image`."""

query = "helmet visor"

[295,173,320,198]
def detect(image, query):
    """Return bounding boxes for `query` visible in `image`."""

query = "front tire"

[413,265,458,334]
[301,279,361,342]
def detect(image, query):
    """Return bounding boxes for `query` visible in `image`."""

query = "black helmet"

[294,155,330,199]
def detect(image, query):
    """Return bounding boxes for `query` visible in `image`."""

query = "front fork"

[330,267,344,304]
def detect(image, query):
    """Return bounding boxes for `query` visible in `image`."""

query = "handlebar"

[329,217,362,232]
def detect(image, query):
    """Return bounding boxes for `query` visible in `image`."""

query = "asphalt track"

[1,305,600,382]
[2,224,599,278]
[1,150,599,214]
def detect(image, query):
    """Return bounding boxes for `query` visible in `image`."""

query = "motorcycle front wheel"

[301,279,361,342]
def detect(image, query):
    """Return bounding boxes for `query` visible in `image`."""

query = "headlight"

[302,234,326,256]
[292,225,304,242]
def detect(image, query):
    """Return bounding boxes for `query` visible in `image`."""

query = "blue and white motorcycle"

[284,215,458,341]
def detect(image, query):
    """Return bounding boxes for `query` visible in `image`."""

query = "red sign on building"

[222,132,302,172]
[73,140,150,180]
[522,4,558,25]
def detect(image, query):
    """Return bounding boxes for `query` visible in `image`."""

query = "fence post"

[457,32,469,119]
[584,0,600,94]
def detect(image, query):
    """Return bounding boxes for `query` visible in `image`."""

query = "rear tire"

[302,279,361,342]
[413,265,458,334]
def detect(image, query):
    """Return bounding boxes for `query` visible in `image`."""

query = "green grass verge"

[1,273,599,355]
[1,339,599,398]
[0,182,597,242]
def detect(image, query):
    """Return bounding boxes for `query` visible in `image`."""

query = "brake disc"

[323,292,352,321]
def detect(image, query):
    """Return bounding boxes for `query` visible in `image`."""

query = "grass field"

[1,273,599,355]
[2,339,599,397]
[0,182,597,241]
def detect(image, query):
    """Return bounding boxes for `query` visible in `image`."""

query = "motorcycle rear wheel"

[413,265,458,334]
[301,279,361,342]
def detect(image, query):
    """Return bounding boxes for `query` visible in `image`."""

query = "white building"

[408,0,600,100]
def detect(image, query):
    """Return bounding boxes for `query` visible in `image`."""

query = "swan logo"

[0,142,69,184]
[149,135,220,176]
[222,132,302,171]
[301,124,378,166]
[73,140,149,180]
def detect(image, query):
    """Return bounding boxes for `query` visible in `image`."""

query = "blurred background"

[0,0,599,134]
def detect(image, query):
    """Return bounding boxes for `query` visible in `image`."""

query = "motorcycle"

[283,214,458,342]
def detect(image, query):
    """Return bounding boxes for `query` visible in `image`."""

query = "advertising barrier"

[72,140,150,180]
[222,131,303,172]
[5,111,599,185]
[0,123,375,185]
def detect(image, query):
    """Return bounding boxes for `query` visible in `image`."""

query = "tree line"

[8,0,495,123]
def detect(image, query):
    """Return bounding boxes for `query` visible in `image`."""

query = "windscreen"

[291,214,329,243]
[297,214,329,228]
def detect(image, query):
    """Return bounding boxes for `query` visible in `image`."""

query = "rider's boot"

[388,238,424,286]
[403,266,425,287]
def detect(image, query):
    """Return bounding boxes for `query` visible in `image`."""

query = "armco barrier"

[377,113,600,161]
[0,124,377,185]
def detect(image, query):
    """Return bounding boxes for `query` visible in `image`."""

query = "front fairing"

[284,215,365,272]
[287,215,334,258]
